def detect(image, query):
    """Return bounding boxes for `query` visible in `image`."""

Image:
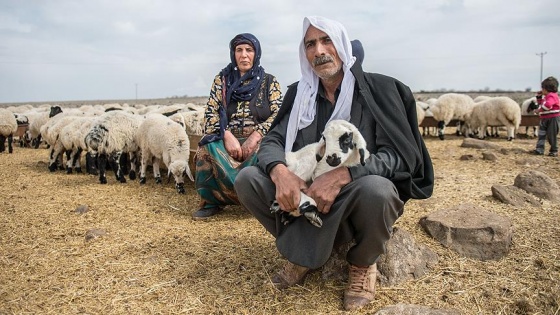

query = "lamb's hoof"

[438,134,444,141]
[139,177,146,184]
[48,163,57,172]
[270,200,281,213]
[75,167,82,173]
[304,211,323,228]
[300,202,322,228]
[100,177,107,184]
[129,170,136,180]
[507,137,513,141]
[66,167,72,174]
[119,176,127,183]
[155,177,162,184]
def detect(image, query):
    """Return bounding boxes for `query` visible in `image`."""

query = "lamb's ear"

[352,126,369,165]
[359,148,367,165]
[167,169,172,184]
[315,136,326,162]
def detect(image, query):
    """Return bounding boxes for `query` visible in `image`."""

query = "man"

[234,16,433,311]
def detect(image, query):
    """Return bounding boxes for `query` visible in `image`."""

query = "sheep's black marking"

[338,131,354,153]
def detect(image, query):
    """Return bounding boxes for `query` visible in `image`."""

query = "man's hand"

[223,130,242,161]
[306,167,351,214]
[241,130,262,161]
[270,164,307,212]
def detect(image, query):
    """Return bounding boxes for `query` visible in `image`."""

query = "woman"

[192,33,283,220]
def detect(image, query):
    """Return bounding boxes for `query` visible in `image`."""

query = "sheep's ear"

[359,148,367,165]
[315,136,326,162]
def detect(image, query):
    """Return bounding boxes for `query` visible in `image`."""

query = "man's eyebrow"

[304,35,330,45]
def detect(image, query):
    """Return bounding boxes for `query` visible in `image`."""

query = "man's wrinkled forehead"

[304,25,330,46]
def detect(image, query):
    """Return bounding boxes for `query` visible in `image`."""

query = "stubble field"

[0,95,559,314]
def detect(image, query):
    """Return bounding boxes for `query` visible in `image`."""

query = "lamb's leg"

[7,135,13,153]
[128,152,137,180]
[298,192,322,228]
[269,192,323,228]
[153,158,162,184]
[98,153,108,184]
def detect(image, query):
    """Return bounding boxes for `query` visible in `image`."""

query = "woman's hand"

[270,164,307,212]
[223,130,243,161]
[241,131,262,160]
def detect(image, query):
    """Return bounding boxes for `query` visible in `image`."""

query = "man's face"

[303,26,343,80]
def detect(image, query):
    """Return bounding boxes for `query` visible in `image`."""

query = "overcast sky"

[1,0,559,103]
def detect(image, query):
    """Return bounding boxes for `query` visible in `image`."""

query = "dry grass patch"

[1,133,559,314]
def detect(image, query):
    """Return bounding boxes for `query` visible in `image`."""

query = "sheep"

[429,93,475,140]
[269,120,369,228]
[464,96,521,141]
[59,116,98,174]
[520,96,539,137]
[28,106,63,148]
[85,111,144,184]
[135,114,194,194]
[170,108,205,136]
[0,108,18,153]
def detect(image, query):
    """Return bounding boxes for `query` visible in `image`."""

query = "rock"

[491,185,541,207]
[75,204,89,214]
[419,204,513,260]
[85,228,107,241]
[514,170,560,202]
[482,151,498,161]
[376,227,439,286]
[459,154,475,161]
[321,228,439,286]
[374,303,461,315]
[460,138,501,149]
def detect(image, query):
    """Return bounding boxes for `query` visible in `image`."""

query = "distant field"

[0,96,208,108]
[0,91,536,109]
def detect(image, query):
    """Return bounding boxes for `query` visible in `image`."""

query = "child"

[532,76,560,157]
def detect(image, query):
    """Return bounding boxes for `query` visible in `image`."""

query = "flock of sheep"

[0,93,539,193]
[416,93,539,141]
[0,102,205,193]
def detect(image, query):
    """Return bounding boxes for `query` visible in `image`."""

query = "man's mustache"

[313,55,334,66]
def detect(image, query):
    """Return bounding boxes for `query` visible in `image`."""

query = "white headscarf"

[284,16,356,152]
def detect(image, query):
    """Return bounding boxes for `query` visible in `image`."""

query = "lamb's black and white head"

[167,160,194,194]
[320,120,369,167]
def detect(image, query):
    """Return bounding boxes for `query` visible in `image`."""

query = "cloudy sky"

[1,0,559,103]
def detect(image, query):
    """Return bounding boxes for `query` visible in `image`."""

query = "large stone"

[419,204,513,260]
[321,228,438,286]
[376,227,439,286]
[514,170,560,202]
[460,138,501,149]
[491,185,541,207]
[374,303,461,315]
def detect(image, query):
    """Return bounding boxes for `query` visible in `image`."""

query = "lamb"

[429,93,475,140]
[135,114,194,194]
[0,108,18,153]
[464,96,521,141]
[520,96,539,137]
[84,111,144,184]
[270,120,369,228]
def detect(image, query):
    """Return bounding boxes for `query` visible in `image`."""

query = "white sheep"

[270,120,369,228]
[28,106,63,148]
[429,93,475,140]
[520,96,539,137]
[135,114,194,194]
[85,111,144,184]
[59,116,97,174]
[0,108,18,153]
[464,96,521,141]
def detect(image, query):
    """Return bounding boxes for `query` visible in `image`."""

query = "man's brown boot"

[271,260,309,289]
[343,263,377,311]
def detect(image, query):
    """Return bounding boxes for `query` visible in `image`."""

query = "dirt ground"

[1,130,559,315]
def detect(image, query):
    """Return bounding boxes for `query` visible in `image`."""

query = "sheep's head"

[321,120,369,167]
[167,160,192,194]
